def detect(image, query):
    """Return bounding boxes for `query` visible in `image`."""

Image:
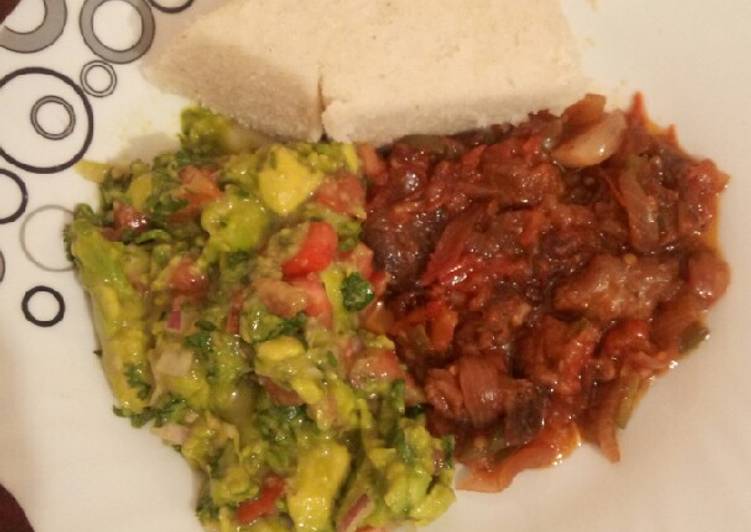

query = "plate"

[0,1,749,531]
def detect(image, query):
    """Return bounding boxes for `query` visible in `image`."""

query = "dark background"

[0,0,20,23]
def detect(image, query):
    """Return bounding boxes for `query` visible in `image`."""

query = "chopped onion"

[337,494,374,532]
[618,167,660,252]
[166,307,182,332]
[154,346,193,378]
[552,111,627,168]
[151,422,190,446]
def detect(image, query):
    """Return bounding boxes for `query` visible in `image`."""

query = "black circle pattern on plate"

[149,0,194,14]
[80,0,155,64]
[30,94,76,140]
[22,285,66,327]
[0,168,28,224]
[79,59,117,97]
[0,0,67,54]
[0,249,5,284]
[0,67,94,174]
[20,204,75,272]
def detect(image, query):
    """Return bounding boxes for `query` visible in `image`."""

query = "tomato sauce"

[363,95,729,489]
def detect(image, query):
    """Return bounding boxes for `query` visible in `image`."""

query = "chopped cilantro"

[226,251,251,268]
[341,273,374,311]
[405,404,425,418]
[337,220,362,252]
[243,303,307,344]
[113,394,187,429]
[150,194,188,220]
[152,394,188,427]
[133,228,172,244]
[184,330,213,358]
[113,406,155,428]
[124,363,152,401]
[441,436,455,468]
[195,320,217,331]
[393,428,416,465]
[271,312,307,341]
[196,492,219,521]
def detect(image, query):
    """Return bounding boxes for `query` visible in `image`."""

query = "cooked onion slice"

[552,111,627,168]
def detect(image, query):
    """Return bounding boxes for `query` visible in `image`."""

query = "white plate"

[0,1,749,531]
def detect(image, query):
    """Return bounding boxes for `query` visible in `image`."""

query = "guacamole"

[67,108,454,532]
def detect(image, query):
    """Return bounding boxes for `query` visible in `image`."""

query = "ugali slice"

[321,0,586,144]
[150,0,586,144]
[148,0,336,141]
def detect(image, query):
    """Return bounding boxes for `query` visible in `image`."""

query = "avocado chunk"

[201,192,270,253]
[258,146,324,216]
[287,441,350,531]
[181,107,272,155]
[68,218,152,412]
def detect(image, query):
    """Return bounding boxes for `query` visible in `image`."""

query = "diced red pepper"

[315,174,366,217]
[226,289,246,334]
[282,222,338,278]
[290,275,332,328]
[235,475,286,525]
[166,297,183,332]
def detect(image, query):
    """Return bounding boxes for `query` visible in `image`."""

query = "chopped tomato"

[169,259,209,298]
[260,377,304,407]
[104,202,149,240]
[171,165,221,221]
[341,243,374,279]
[282,222,338,278]
[290,275,332,328]
[315,174,366,217]
[349,348,405,387]
[368,270,389,298]
[114,202,149,232]
[235,475,286,525]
